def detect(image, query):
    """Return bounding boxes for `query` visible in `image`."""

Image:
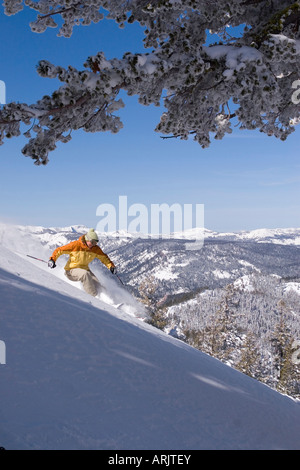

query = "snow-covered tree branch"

[1,0,300,164]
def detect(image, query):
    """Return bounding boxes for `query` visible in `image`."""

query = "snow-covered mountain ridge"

[173,226,300,245]
[0,224,300,450]
[5,223,300,245]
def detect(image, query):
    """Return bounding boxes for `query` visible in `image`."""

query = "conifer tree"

[138,275,168,330]
[236,332,261,379]
[279,336,300,398]
[1,0,299,164]
[270,299,299,396]
[205,284,240,362]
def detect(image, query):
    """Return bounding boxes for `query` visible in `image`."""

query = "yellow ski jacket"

[50,235,115,271]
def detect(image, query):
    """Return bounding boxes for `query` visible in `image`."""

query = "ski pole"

[115,273,125,286]
[26,254,48,264]
[111,269,125,286]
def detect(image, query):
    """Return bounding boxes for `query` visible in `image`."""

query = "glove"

[110,266,116,274]
[48,258,56,269]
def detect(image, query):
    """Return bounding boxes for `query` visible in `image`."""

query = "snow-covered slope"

[0,226,300,450]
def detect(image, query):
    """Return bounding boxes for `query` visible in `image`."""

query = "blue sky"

[0,7,299,233]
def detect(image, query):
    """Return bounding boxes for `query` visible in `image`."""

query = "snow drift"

[0,225,300,450]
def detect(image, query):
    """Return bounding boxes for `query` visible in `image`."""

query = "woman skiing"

[48,228,116,297]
